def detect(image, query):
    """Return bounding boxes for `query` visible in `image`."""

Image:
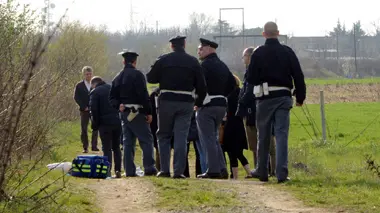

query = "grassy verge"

[2,122,101,213]
[276,102,380,212]
[305,77,380,85]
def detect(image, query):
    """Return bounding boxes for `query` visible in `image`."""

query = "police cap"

[118,49,139,61]
[199,38,218,49]
[169,35,186,43]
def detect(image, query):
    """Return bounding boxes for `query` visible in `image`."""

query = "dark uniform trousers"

[121,110,156,176]
[256,96,293,181]
[98,125,122,173]
[80,111,98,150]
[157,100,194,176]
[196,106,227,174]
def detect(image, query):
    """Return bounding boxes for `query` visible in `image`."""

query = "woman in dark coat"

[223,75,252,179]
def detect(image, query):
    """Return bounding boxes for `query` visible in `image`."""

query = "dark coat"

[236,71,256,126]
[89,82,121,130]
[74,80,90,111]
[149,88,160,149]
[223,87,248,152]
[187,112,198,142]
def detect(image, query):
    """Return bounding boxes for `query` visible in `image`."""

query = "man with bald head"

[237,47,276,177]
[247,22,306,183]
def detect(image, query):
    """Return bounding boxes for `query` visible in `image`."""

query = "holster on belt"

[127,107,139,122]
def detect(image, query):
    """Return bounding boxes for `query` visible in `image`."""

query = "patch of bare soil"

[88,177,158,213]
[201,179,338,213]
[306,84,380,103]
[89,177,341,213]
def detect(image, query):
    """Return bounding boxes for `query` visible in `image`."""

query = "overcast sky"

[10,0,380,36]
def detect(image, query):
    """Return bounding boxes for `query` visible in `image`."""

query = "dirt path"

[89,177,337,213]
[88,177,158,213]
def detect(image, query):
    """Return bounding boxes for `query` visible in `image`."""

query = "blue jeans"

[256,96,292,181]
[195,139,207,173]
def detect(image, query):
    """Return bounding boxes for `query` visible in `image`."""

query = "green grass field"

[303,77,380,85]
[279,102,380,212]
[4,94,380,212]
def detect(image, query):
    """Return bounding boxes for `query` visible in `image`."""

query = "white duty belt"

[203,94,227,105]
[253,82,290,98]
[160,89,196,98]
[124,104,143,109]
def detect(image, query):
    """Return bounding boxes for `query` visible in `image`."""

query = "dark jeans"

[99,125,122,173]
[80,111,98,150]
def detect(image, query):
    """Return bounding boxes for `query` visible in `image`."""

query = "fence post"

[320,90,327,143]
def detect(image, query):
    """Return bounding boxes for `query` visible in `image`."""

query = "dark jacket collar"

[124,63,136,69]
[173,47,185,52]
[265,38,280,45]
[96,81,106,87]
[203,52,218,60]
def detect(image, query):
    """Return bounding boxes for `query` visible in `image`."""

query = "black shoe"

[145,169,158,176]
[82,149,88,153]
[126,173,137,177]
[250,170,269,182]
[92,147,100,151]
[173,174,186,179]
[156,171,171,178]
[278,177,290,184]
[221,169,229,179]
[197,173,221,179]
[115,171,122,179]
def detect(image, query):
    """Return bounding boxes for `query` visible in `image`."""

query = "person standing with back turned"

[109,50,157,177]
[146,36,207,179]
[247,22,306,183]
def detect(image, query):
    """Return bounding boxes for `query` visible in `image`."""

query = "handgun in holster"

[127,107,139,122]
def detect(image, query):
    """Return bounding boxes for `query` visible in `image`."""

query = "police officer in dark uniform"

[247,22,306,183]
[109,50,157,177]
[89,76,122,178]
[195,38,236,179]
[146,36,207,179]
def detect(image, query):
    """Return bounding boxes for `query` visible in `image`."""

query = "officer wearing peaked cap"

[109,49,157,177]
[146,36,207,179]
[196,38,236,179]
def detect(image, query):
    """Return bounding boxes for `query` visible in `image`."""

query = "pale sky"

[11,0,380,36]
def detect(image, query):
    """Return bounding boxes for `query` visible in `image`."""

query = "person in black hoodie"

[89,76,122,178]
